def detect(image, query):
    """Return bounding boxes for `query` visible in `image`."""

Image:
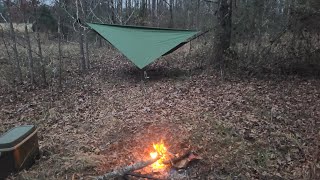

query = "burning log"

[164,151,202,169]
[95,141,200,179]
[96,157,159,180]
[163,150,191,165]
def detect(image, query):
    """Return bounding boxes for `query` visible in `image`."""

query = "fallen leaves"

[0,47,319,179]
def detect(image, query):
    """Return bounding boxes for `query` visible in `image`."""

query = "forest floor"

[0,46,320,180]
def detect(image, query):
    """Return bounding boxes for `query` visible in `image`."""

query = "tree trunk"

[111,0,116,23]
[213,0,232,70]
[126,0,132,24]
[152,0,156,24]
[79,28,86,72]
[83,0,90,69]
[36,32,47,85]
[169,0,174,28]
[84,31,90,69]
[76,0,86,72]
[140,0,147,25]
[22,0,34,85]
[7,1,22,84]
[1,28,12,65]
[156,0,161,26]
[196,0,200,29]
[118,0,123,24]
[25,23,34,85]
[33,2,46,85]
[219,0,232,48]
[58,0,63,87]
[98,35,103,47]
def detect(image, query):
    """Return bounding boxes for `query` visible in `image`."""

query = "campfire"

[149,140,169,171]
[96,140,201,180]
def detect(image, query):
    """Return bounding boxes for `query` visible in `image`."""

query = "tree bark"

[213,0,232,70]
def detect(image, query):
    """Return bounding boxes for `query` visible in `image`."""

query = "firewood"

[163,150,191,165]
[96,157,159,180]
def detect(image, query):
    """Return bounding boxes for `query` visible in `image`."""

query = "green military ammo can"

[0,125,40,179]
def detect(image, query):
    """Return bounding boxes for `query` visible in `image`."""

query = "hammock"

[87,23,203,69]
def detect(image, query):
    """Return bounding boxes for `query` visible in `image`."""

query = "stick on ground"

[96,157,159,180]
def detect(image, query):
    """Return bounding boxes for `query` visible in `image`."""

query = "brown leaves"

[0,46,319,180]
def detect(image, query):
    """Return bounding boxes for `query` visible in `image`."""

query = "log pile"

[95,150,200,180]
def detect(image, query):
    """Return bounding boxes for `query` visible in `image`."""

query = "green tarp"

[87,23,200,69]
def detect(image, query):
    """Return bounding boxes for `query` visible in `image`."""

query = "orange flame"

[149,140,168,170]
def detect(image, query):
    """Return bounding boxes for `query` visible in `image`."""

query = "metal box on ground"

[0,125,40,179]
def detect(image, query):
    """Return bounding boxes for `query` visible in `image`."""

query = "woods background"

[0,0,319,88]
[0,1,320,179]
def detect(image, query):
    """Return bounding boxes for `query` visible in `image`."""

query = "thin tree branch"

[89,7,104,23]
[162,0,170,6]
[0,13,8,23]
[87,0,105,23]
[124,9,136,25]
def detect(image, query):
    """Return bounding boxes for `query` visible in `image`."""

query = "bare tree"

[31,1,47,86]
[111,0,116,23]
[213,0,232,72]
[0,24,12,65]
[6,0,22,84]
[139,0,147,25]
[151,0,156,23]
[36,31,46,85]
[79,27,86,71]
[24,23,34,84]
[196,0,200,29]
[83,0,90,69]
[168,0,174,27]
[76,0,86,72]
[21,1,34,84]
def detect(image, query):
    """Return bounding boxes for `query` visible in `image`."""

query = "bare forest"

[0,0,319,179]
